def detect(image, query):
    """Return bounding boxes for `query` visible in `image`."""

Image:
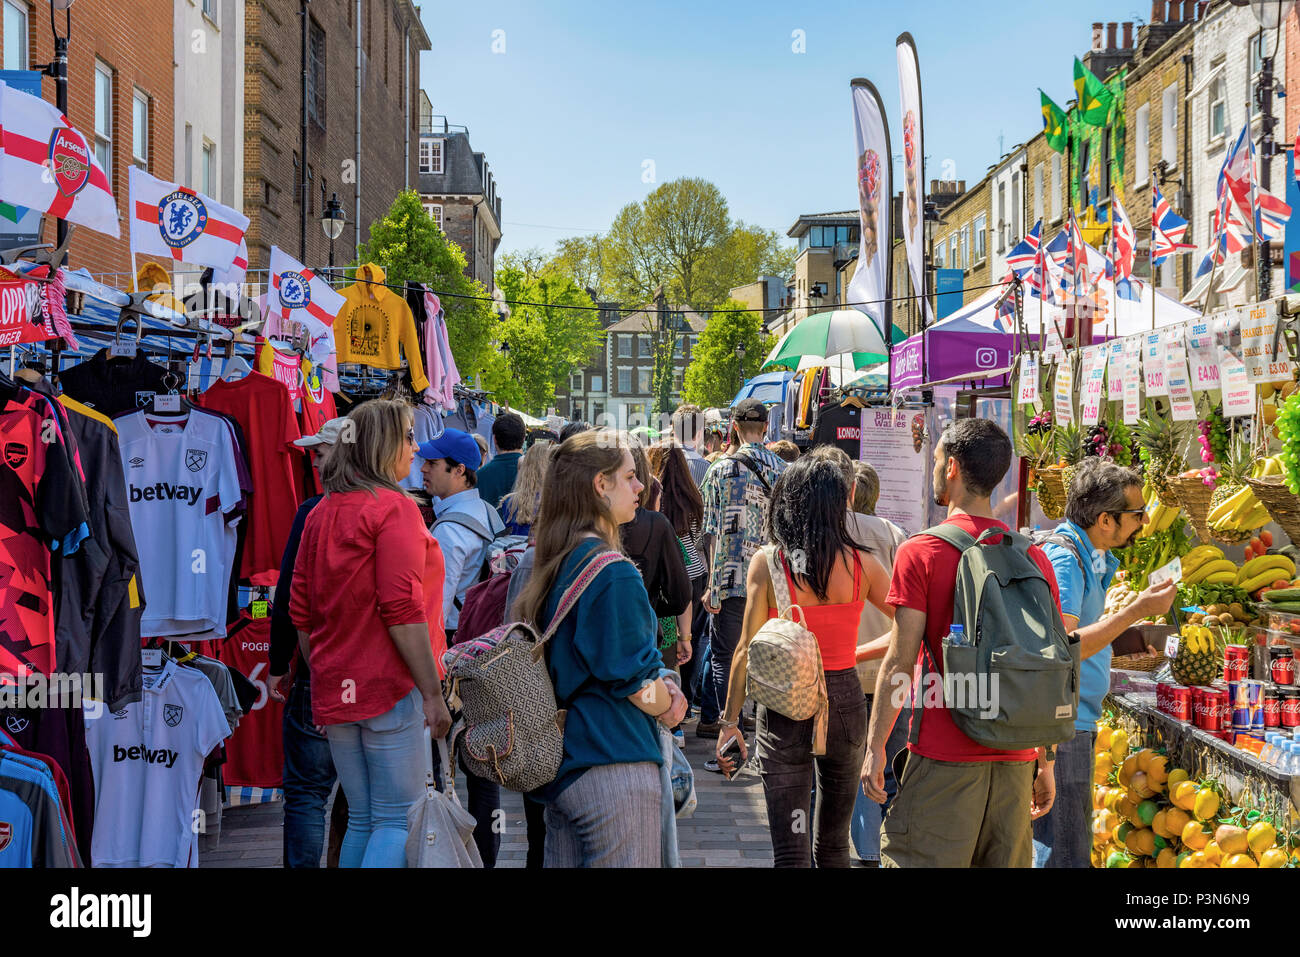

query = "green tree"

[547,235,608,299]
[681,300,771,408]
[696,221,797,306]
[354,190,498,384]
[486,261,601,414]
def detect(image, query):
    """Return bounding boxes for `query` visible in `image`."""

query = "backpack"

[442,550,629,793]
[917,524,1081,752]
[745,545,829,755]
[454,539,530,645]
[432,506,519,613]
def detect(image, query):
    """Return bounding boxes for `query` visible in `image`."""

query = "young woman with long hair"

[289,399,451,868]
[654,445,706,671]
[713,456,894,867]
[499,440,553,536]
[515,429,688,867]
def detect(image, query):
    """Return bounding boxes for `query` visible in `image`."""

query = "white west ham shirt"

[117,409,244,638]
[84,659,231,867]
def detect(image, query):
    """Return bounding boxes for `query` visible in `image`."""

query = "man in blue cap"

[417,427,506,867]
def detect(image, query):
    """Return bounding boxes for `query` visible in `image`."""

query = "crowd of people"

[268,395,1174,868]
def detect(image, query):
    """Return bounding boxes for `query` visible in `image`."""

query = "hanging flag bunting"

[1072,58,1114,127]
[846,79,892,350]
[1151,183,1193,267]
[896,33,930,326]
[1040,91,1069,153]
[128,166,249,270]
[0,79,120,237]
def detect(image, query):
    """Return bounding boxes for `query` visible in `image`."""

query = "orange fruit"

[1182,820,1210,850]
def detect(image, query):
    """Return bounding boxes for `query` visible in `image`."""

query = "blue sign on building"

[935,268,963,320]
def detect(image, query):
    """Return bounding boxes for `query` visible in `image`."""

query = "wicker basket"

[1168,475,1213,541]
[1036,468,1067,520]
[1111,653,1166,673]
[1244,475,1300,544]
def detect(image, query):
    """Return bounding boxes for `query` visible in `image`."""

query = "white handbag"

[405,729,484,868]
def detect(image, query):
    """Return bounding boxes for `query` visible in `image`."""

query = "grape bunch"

[1026,409,1053,436]
[1107,421,1133,467]
[1278,392,1300,493]
[1085,422,1109,458]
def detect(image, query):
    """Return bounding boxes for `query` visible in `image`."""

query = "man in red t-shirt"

[861,417,1061,867]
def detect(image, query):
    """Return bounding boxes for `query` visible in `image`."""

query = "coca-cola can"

[1193,687,1218,731]
[1216,689,1231,733]
[1280,687,1300,728]
[1264,685,1281,727]
[1169,685,1192,722]
[1225,645,1250,683]
[1270,646,1294,686]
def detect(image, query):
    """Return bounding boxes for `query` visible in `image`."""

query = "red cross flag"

[129,166,249,270]
[211,236,249,287]
[268,245,345,334]
[0,79,119,237]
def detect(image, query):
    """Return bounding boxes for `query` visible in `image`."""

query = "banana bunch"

[1236,553,1297,592]
[1139,499,1182,537]
[1252,456,1284,479]
[1179,622,1216,654]
[1181,545,1233,585]
[1206,486,1271,534]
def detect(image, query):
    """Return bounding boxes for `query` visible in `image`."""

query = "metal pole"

[299,1,310,261]
[1258,51,1275,302]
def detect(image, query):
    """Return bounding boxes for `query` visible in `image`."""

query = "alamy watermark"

[1,670,106,719]
[886,669,1000,720]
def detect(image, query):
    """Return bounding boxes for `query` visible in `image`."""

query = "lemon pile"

[1091,721,1294,868]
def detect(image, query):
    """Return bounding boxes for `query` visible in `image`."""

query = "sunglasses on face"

[1110,507,1147,520]
[406,429,417,445]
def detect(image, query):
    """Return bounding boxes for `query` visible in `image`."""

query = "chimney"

[1151,0,1163,23]
[1092,22,1104,51]
[1122,21,1133,48]
[1183,0,1196,20]
[1107,22,1118,50]
[1167,0,1179,20]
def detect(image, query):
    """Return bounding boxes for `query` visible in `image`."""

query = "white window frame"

[419,137,443,175]
[571,371,583,392]
[201,0,216,20]
[1050,153,1062,223]
[1011,171,1020,241]
[200,140,214,198]
[1161,84,1178,168]
[961,225,970,269]
[94,60,113,174]
[1208,75,1226,142]
[1134,103,1150,187]
[996,184,1006,253]
[617,367,632,393]
[616,334,632,358]
[132,89,149,170]
[1033,163,1044,224]
[3,0,28,70]
[935,239,946,268]
[637,367,652,394]
[638,334,653,357]
[973,214,987,264]
[1249,33,1265,118]
[590,375,603,392]
[422,202,443,230]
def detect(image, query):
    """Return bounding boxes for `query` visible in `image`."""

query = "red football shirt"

[296,373,337,499]
[204,615,285,788]
[886,513,1062,763]
[197,373,302,586]
[289,490,446,725]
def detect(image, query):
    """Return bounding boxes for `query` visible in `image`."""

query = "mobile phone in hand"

[718,735,741,779]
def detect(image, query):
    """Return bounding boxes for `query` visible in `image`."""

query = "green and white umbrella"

[762,309,903,372]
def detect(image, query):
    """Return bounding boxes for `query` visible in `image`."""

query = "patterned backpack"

[442,550,628,793]
[745,545,828,755]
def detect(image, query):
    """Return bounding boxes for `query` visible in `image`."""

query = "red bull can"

[1231,679,1265,736]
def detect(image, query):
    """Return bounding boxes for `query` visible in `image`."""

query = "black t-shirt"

[811,403,864,459]
[57,349,170,417]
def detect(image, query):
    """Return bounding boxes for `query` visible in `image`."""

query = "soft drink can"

[1225,646,1250,683]
[1281,688,1300,729]
[1194,687,1217,731]
[1216,689,1231,734]
[1270,646,1294,686]
[1169,685,1192,722]
[1264,685,1281,727]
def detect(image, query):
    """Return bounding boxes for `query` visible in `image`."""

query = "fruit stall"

[1012,295,1300,867]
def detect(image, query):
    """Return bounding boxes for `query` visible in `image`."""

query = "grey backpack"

[919,524,1081,751]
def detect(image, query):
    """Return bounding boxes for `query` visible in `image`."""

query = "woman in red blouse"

[290,399,451,868]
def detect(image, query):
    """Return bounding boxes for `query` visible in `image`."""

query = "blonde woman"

[290,399,451,868]
[499,440,553,536]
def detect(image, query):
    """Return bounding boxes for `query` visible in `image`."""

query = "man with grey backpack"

[862,418,1074,867]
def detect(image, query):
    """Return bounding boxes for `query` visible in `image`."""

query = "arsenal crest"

[164,704,183,727]
[0,822,10,852]
[158,190,209,249]
[3,441,28,470]
[47,127,92,198]
[185,448,208,472]
[278,270,312,310]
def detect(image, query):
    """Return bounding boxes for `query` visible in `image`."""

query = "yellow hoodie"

[334,262,429,391]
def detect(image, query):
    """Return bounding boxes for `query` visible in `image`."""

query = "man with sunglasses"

[1033,458,1176,868]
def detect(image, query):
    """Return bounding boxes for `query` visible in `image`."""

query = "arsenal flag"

[268,245,345,335]
[129,167,249,270]
[0,80,120,237]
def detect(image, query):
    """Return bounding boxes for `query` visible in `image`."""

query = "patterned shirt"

[700,443,787,601]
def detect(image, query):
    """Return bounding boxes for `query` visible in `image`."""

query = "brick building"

[417,92,502,291]
[553,301,618,423]
[243,0,429,275]
[0,0,174,278]
[603,305,707,426]
[931,170,994,309]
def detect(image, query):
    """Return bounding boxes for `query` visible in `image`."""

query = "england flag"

[129,167,249,270]
[268,245,345,334]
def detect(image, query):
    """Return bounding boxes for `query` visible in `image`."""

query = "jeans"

[281,673,338,868]
[544,762,662,867]
[756,668,868,868]
[702,597,745,725]
[850,700,912,862]
[1032,729,1096,868]
[324,687,426,868]
[462,758,501,868]
[691,627,712,712]
[524,795,546,869]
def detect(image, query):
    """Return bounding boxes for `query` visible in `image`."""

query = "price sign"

[153,393,182,412]
[1044,328,1065,362]
[1165,329,1197,421]
[1053,355,1075,425]
[1219,346,1254,417]
[250,600,270,620]
[109,341,138,358]
[1106,339,1125,401]
[1184,320,1221,391]
[1080,345,1107,425]
[1240,300,1279,383]
[1122,336,1143,425]
[1144,331,1168,396]
[1016,352,1040,405]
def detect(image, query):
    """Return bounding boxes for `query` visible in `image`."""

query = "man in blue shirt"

[1035,458,1176,868]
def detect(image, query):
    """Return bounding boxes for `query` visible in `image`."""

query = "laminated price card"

[1164,329,1197,421]
[1106,339,1125,401]
[1079,345,1107,425]
[1239,300,1290,383]
[1184,319,1221,392]
[1122,336,1143,425]
[1053,355,1075,425]
[1016,352,1040,405]
[1217,310,1254,417]
[1143,330,1168,396]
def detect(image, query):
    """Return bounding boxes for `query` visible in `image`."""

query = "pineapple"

[1134,400,1187,508]
[1171,633,1224,686]
[1057,423,1085,497]
[1208,433,1254,544]
[1020,432,1065,519]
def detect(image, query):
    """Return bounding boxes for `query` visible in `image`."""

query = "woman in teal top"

[515,429,688,867]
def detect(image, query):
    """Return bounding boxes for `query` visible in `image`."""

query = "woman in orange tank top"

[715,456,894,867]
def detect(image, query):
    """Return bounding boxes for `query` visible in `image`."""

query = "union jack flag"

[1066,210,1093,298]
[1150,183,1192,267]
[1006,219,1042,279]
[1109,193,1136,281]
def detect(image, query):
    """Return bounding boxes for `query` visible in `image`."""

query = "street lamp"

[734,341,747,396]
[320,193,345,273]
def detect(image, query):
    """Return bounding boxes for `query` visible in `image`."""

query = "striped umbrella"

[761,309,902,371]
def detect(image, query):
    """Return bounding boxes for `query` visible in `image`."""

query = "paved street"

[200,723,782,868]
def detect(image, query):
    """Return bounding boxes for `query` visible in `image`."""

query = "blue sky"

[416,0,1151,257]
